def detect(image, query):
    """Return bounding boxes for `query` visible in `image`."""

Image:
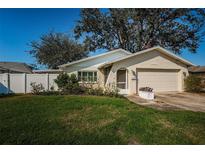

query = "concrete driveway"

[155,92,205,112]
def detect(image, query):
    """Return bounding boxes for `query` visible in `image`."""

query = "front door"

[117,69,127,94]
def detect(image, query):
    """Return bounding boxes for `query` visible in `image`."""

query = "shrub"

[54,73,69,91]
[202,78,205,91]
[69,83,85,94]
[55,73,85,94]
[69,74,79,84]
[86,85,104,96]
[104,83,121,97]
[54,73,122,97]
[184,75,202,92]
[30,82,45,94]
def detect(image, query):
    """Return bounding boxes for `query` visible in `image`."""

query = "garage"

[98,46,193,95]
[137,69,179,92]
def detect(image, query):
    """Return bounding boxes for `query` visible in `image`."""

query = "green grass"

[0,95,205,145]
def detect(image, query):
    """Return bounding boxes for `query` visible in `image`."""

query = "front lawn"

[0,95,205,144]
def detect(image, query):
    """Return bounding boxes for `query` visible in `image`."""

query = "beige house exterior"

[59,46,194,95]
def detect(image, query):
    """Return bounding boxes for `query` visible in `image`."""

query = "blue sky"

[0,8,205,69]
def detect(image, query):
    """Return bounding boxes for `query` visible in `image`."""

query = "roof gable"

[58,48,131,68]
[98,46,195,68]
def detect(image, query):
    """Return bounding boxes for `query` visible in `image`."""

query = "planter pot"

[139,91,154,100]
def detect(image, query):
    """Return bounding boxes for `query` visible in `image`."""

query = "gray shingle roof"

[0,62,32,73]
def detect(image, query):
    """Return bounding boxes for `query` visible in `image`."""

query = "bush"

[104,83,121,97]
[69,74,78,84]
[184,75,202,92]
[30,82,45,94]
[83,82,122,97]
[54,73,122,97]
[67,83,85,94]
[39,85,58,95]
[202,78,205,91]
[54,73,69,91]
[55,73,85,94]
[86,85,104,96]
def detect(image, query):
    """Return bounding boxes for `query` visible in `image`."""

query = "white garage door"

[137,69,179,92]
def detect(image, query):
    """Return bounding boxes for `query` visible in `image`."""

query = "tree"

[28,32,88,69]
[184,75,202,92]
[74,8,205,53]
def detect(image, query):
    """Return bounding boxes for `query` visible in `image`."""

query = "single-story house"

[0,62,33,73]
[58,46,194,95]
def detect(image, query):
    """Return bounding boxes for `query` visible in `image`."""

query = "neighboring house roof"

[33,69,63,74]
[98,46,195,68]
[0,66,8,71]
[188,66,205,73]
[58,48,132,68]
[0,62,33,73]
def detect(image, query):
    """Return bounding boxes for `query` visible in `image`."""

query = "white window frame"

[78,71,97,83]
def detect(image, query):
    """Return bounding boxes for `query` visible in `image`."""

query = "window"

[82,72,87,81]
[78,71,97,82]
[117,70,126,89]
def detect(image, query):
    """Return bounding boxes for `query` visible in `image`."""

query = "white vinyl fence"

[0,73,59,94]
